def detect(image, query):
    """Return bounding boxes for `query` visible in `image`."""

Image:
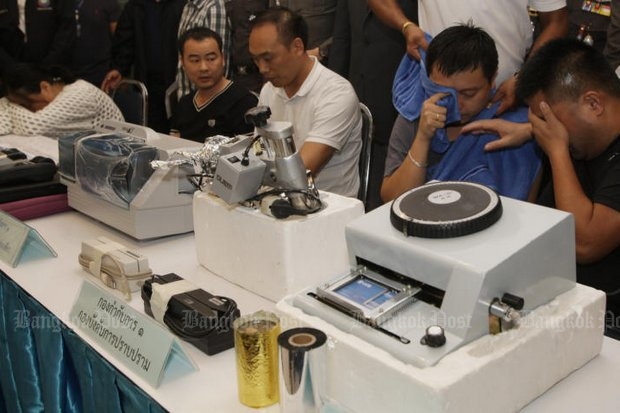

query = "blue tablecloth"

[0,270,166,413]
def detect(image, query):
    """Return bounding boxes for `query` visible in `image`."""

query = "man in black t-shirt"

[516,38,620,339]
[172,26,257,142]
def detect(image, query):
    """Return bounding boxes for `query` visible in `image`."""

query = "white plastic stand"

[276,284,605,413]
[193,191,364,301]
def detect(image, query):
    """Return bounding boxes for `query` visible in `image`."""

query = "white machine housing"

[59,120,202,239]
[293,196,577,367]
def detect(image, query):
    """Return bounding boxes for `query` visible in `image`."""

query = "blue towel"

[392,54,460,124]
[392,33,460,154]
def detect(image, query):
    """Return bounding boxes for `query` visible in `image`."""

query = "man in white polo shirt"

[248,6,362,197]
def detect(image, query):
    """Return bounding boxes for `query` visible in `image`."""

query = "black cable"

[247,188,323,218]
[240,134,262,166]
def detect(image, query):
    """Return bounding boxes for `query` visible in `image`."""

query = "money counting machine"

[58,120,202,239]
[291,181,578,367]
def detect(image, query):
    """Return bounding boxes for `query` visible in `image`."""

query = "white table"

[0,211,278,413]
[2,210,619,412]
[0,119,618,413]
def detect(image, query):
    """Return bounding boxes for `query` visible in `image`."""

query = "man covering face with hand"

[516,38,620,339]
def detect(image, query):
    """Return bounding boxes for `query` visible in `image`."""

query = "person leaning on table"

[0,63,123,138]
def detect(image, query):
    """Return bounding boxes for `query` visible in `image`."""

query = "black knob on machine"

[244,105,272,127]
[420,325,446,348]
[501,293,524,310]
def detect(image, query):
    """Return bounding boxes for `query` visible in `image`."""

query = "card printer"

[292,182,577,367]
[58,120,202,239]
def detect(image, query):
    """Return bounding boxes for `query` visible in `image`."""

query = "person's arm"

[380,126,430,202]
[461,118,532,151]
[299,141,336,177]
[492,8,568,114]
[101,69,122,93]
[381,93,447,202]
[366,0,428,60]
[471,8,568,150]
[530,8,569,57]
[298,77,360,179]
[530,101,620,262]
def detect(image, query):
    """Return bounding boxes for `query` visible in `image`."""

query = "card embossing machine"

[290,182,582,367]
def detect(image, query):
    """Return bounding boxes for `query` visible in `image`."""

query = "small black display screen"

[334,275,398,310]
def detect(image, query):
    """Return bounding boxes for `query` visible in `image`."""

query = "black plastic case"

[141,273,240,355]
[0,149,65,203]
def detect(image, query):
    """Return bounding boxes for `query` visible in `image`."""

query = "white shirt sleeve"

[304,84,360,151]
[529,0,567,13]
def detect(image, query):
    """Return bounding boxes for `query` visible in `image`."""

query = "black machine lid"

[390,181,502,238]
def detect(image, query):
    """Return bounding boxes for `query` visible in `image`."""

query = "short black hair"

[425,23,498,83]
[178,26,223,55]
[250,6,308,50]
[516,37,620,104]
[2,63,76,95]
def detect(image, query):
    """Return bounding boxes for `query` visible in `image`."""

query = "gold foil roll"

[233,310,280,408]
